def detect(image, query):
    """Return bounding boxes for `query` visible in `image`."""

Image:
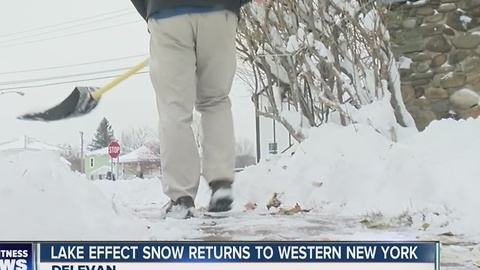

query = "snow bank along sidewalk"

[0,151,149,240]
[236,119,480,239]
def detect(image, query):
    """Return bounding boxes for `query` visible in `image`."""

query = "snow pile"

[94,178,165,210]
[234,118,480,237]
[93,178,216,240]
[328,91,418,142]
[0,151,150,240]
[93,178,213,211]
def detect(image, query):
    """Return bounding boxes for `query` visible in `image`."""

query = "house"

[116,145,161,179]
[0,135,70,165]
[84,147,111,180]
[89,165,113,181]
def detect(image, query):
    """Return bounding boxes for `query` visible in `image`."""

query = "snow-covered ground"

[1,118,480,269]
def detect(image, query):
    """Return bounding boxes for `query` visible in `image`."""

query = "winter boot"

[208,179,233,212]
[161,196,198,219]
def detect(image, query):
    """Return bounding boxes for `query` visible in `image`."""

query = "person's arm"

[131,0,148,21]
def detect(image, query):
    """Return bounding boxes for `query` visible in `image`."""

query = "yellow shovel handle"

[91,58,150,100]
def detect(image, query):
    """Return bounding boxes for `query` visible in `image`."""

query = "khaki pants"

[148,10,237,201]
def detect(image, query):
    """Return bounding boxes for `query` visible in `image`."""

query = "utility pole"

[80,131,84,174]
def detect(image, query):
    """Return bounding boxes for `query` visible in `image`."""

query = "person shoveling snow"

[129,0,264,219]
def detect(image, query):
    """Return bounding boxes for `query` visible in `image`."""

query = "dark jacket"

[131,0,252,21]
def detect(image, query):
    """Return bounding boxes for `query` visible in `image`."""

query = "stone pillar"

[386,0,480,130]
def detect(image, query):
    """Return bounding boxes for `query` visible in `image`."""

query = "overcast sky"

[0,0,256,148]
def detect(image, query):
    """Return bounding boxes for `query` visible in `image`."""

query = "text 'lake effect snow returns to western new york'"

[49,244,419,261]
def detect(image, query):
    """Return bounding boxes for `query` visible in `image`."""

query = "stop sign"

[108,141,121,159]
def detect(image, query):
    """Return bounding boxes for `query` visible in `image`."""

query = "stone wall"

[387,0,480,130]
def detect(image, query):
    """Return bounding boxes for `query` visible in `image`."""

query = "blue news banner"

[0,241,439,270]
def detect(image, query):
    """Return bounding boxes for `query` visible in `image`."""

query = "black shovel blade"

[17,86,100,122]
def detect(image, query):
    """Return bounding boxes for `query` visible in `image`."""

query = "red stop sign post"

[108,141,121,180]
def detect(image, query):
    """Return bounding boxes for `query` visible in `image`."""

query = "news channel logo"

[0,243,34,270]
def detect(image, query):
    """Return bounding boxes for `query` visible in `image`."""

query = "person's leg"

[148,14,201,216]
[194,10,238,212]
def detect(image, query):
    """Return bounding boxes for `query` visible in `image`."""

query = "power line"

[0,71,149,91]
[0,20,141,49]
[0,54,148,75]
[0,12,136,45]
[0,67,142,86]
[0,8,132,38]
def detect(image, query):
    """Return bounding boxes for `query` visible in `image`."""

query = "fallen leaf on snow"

[420,223,430,231]
[266,192,282,210]
[277,203,312,215]
[244,202,257,211]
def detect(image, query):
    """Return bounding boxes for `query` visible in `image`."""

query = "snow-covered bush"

[237,0,416,142]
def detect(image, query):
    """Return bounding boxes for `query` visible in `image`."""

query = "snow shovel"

[17,58,150,122]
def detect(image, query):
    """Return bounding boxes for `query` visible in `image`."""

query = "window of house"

[90,158,94,168]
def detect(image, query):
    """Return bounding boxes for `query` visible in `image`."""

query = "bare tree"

[58,144,82,172]
[118,125,161,176]
[235,137,256,168]
[120,125,156,153]
[236,137,255,156]
[236,0,415,143]
[145,141,162,169]
[136,114,203,171]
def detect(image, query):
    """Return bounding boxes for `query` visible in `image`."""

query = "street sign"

[108,141,121,159]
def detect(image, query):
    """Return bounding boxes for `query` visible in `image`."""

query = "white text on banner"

[39,262,434,270]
